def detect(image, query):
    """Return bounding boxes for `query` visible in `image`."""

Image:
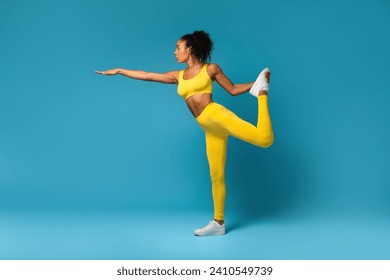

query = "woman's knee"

[210,169,225,184]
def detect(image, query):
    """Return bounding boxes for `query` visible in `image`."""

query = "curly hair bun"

[181,30,214,63]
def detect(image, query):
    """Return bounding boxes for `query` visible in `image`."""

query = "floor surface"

[1,210,389,260]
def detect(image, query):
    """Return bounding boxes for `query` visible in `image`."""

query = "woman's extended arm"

[207,63,254,96]
[95,68,179,84]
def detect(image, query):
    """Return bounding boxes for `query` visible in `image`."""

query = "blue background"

[1,0,389,259]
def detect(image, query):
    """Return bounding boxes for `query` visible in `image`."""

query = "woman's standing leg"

[194,131,228,236]
[205,132,228,222]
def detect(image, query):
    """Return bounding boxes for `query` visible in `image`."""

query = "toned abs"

[185,93,213,118]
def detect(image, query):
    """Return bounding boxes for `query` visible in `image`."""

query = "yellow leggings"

[195,95,274,220]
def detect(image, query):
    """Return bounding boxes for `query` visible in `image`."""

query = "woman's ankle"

[258,90,268,96]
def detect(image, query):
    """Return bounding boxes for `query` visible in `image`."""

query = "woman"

[96,30,274,236]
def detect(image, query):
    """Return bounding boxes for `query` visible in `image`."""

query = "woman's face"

[174,39,191,63]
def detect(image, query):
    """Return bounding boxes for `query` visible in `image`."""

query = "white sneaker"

[249,67,270,97]
[194,220,226,236]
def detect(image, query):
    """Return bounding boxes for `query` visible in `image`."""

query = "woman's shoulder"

[206,62,220,70]
[206,63,222,78]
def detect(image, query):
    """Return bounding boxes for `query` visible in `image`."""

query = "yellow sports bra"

[177,63,213,100]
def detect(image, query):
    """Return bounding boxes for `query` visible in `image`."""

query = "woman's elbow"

[144,72,153,81]
[229,85,239,96]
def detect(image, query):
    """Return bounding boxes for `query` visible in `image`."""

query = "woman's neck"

[186,57,203,71]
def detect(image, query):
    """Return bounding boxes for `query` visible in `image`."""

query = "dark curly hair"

[180,30,214,63]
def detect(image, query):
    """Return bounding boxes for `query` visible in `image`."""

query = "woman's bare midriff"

[185,93,213,118]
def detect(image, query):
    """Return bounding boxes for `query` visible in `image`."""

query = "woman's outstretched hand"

[95,69,119,75]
